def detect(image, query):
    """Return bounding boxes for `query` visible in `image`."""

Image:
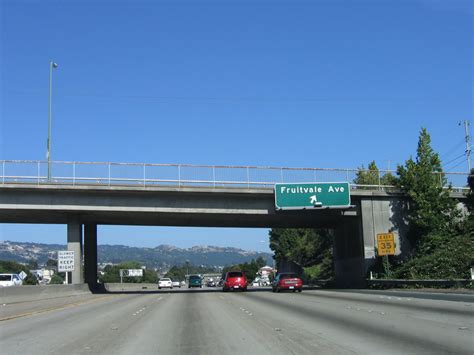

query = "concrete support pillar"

[333,218,366,288]
[84,223,98,289]
[67,221,83,284]
[360,197,407,272]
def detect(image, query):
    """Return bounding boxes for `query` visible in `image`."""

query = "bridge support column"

[84,223,98,290]
[333,218,366,288]
[67,221,83,284]
[360,197,407,272]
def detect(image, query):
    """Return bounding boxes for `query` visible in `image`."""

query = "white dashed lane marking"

[131,296,163,316]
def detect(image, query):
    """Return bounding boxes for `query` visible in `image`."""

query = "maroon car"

[272,273,303,292]
[222,271,247,292]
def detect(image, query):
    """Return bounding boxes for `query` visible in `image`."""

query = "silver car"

[158,278,173,289]
[172,280,181,288]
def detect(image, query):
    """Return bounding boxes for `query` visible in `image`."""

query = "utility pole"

[463,120,471,173]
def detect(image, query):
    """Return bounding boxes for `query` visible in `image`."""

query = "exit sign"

[274,182,351,210]
[377,233,396,256]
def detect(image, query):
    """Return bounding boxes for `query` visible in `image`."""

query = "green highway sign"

[274,182,351,210]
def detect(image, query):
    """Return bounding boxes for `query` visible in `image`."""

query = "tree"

[27,259,38,270]
[464,169,474,234]
[46,258,57,268]
[467,169,474,209]
[269,228,334,279]
[49,274,64,284]
[354,160,397,187]
[396,128,460,252]
[392,128,471,279]
[354,161,380,186]
[142,269,158,283]
[165,265,187,281]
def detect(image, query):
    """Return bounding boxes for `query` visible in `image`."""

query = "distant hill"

[0,241,273,269]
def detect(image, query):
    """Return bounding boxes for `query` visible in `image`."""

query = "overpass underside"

[0,209,350,228]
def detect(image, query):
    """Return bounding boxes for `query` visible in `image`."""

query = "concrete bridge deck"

[0,183,423,228]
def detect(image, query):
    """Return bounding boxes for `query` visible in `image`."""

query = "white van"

[0,273,23,287]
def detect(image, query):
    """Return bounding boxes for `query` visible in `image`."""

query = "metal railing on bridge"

[0,160,469,192]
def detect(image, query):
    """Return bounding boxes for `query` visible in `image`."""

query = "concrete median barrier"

[104,283,158,292]
[0,284,92,304]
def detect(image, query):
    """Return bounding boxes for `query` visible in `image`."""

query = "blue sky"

[0,0,472,252]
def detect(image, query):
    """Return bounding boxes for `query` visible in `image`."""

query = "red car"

[222,271,247,292]
[272,273,303,293]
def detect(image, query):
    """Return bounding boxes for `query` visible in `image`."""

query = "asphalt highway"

[1,287,473,354]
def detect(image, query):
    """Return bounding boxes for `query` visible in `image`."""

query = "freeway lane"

[0,288,473,354]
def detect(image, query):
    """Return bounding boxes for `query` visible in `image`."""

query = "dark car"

[222,271,247,292]
[188,275,203,288]
[272,273,303,293]
[206,279,216,287]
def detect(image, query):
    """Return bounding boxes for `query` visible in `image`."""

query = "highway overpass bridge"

[0,160,468,288]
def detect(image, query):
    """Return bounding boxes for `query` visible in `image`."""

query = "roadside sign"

[120,269,143,277]
[377,233,395,256]
[18,271,27,280]
[128,269,143,277]
[119,269,143,285]
[58,251,75,272]
[275,182,351,210]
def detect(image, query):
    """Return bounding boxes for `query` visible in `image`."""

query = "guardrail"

[0,160,469,191]
[367,279,473,288]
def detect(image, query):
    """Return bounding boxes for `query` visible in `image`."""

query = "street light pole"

[47,60,58,181]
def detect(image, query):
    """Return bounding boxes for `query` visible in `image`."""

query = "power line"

[442,121,471,173]
[445,159,466,172]
[444,161,465,172]
[440,138,466,160]
[443,153,465,167]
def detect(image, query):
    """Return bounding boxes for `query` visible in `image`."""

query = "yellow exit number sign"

[377,233,395,256]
